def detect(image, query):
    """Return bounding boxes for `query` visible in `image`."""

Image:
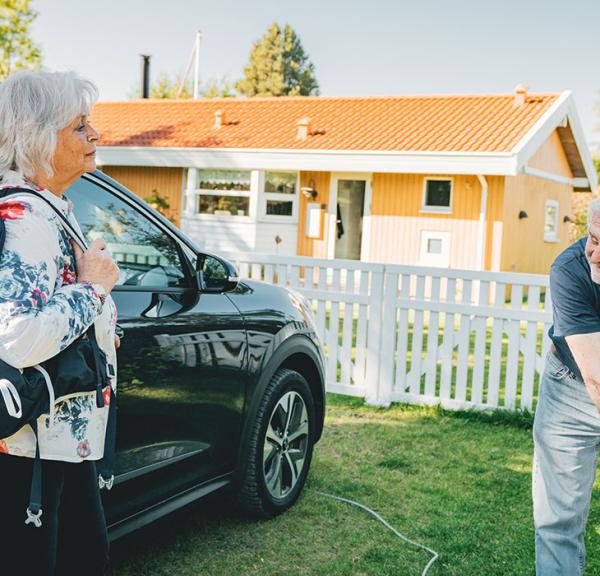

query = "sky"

[33,0,600,146]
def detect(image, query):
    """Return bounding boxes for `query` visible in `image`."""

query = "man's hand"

[566,331,600,412]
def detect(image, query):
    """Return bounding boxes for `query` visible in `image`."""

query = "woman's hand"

[71,238,120,294]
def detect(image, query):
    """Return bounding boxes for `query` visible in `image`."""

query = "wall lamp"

[518,210,528,219]
[301,178,318,199]
[563,215,574,223]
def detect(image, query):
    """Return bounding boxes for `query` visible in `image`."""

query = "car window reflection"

[66,179,187,288]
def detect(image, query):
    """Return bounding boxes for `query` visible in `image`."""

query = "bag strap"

[0,187,88,251]
[97,387,117,491]
[24,420,43,528]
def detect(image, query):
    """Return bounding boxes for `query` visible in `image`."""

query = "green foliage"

[0,0,41,81]
[237,23,319,97]
[150,72,192,99]
[570,158,600,242]
[143,189,170,212]
[145,72,236,99]
[202,76,236,98]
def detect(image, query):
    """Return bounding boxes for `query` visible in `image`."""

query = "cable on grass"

[313,490,439,576]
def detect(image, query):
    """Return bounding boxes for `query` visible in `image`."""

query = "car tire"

[237,368,316,518]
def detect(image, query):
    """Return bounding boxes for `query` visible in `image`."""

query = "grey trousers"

[533,350,600,575]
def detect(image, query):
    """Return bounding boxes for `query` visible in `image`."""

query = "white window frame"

[421,177,453,214]
[544,199,559,243]
[192,168,255,222]
[258,170,299,223]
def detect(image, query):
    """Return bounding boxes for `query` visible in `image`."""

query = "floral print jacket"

[0,171,117,462]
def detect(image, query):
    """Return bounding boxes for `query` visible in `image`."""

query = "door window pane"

[334,180,365,260]
[66,178,188,288]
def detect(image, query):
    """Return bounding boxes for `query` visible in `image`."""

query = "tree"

[150,72,192,99]
[236,23,319,97]
[202,76,235,98]
[146,72,235,99]
[0,0,41,81]
[569,158,600,241]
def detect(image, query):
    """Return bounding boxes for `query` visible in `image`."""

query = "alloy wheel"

[263,390,309,499]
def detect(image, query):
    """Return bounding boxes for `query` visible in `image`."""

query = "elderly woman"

[0,71,119,575]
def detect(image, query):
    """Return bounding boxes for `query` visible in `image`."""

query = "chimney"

[214,110,225,129]
[514,84,528,106]
[296,118,312,140]
[140,54,151,99]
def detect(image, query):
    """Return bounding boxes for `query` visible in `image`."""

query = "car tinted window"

[66,177,187,288]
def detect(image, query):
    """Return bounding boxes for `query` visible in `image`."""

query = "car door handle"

[115,324,125,339]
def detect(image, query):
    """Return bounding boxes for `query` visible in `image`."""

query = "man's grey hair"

[0,70,98,179]
[588,198,600,228]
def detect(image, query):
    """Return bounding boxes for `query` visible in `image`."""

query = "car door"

[65,175,247,524]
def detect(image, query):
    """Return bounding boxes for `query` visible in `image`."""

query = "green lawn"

[106,394,600,575]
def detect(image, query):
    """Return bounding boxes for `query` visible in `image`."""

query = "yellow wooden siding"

[501,175,571,273]
[368,173,504,269]
[500,130,573,274]
[100,166,184,227]
[296,171,330,258]
[527,130,573,178]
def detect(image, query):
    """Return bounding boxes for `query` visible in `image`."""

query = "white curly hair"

[0,70,98,178]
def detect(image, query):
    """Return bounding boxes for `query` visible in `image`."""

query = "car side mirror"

[195,252,239,293]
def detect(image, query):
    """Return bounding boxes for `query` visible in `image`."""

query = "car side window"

[66,177,188,288]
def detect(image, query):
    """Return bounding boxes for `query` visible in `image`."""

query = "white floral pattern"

[0,170,117,462]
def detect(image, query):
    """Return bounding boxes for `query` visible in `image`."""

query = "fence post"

[364,265,387,406]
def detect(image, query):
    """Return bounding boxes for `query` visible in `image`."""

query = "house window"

[427,238,443,254]
[196,169,252,217]
[261,171,298,219]
[544,200,559,242]
[422,179,452,212]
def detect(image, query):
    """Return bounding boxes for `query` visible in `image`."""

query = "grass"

[106,394,600,575]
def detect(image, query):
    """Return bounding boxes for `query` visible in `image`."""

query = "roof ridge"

[97,92,562,105]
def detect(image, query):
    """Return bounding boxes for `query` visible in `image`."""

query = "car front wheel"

[238,368,316,518]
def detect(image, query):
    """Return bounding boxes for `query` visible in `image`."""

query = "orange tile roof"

[91,93,561,153]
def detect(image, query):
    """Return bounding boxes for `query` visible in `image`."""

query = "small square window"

[423,179,452,211]
[427,238,443,254]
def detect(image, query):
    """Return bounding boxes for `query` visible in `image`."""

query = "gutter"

[476,175,488,271]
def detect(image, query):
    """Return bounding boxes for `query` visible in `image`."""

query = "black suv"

[66,170,326,540]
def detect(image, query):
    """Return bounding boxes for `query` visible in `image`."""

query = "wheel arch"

[235,334,325,484]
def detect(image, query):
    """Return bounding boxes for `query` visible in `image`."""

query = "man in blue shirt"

[534,200,600,575]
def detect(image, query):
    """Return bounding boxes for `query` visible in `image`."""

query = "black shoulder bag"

[0,188,117,528]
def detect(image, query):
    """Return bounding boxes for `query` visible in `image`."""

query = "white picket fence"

[221,253,553,412]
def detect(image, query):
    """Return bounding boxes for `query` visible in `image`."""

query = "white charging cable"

[313,491,439,576]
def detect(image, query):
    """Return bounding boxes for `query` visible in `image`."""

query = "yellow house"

[91,86,596,274]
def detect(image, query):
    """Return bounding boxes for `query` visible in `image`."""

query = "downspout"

[476,175,488,271]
